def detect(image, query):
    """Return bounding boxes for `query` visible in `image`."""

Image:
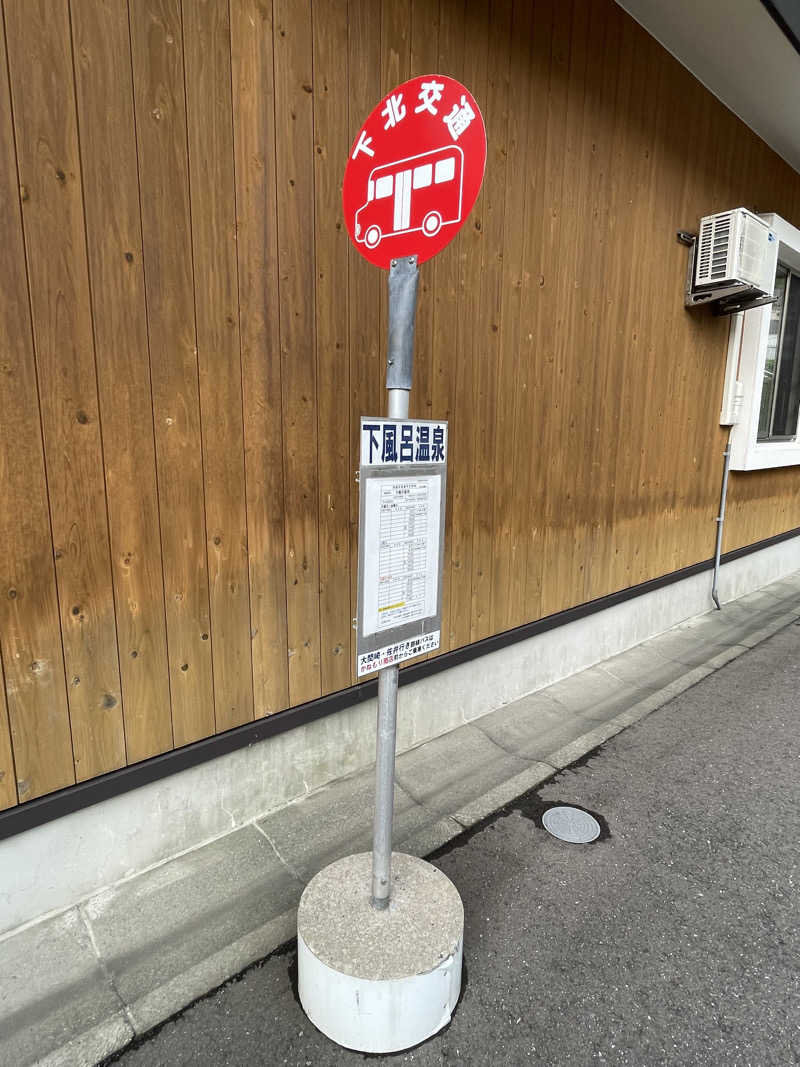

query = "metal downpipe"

[711,432,732,611]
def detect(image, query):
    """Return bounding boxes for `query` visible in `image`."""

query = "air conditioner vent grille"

[697,212,733,283]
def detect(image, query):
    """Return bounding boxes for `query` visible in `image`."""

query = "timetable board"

[356,418,447,677]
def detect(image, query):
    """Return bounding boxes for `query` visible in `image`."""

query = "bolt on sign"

[343,75,487,269]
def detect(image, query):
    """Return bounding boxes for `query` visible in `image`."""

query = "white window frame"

[724,213,800,470]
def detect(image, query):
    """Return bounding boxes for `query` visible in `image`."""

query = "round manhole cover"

[542,806,601,843]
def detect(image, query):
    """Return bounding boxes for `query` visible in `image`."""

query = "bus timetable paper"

[361,476,441,636]
[343,75,486,270]
[356,418,448,677]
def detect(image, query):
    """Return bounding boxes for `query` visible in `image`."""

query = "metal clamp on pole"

[386,255,419,420]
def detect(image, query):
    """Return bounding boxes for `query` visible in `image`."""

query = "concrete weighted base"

[297,852,463,1053]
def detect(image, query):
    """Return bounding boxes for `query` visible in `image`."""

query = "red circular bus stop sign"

[343,75,486,270]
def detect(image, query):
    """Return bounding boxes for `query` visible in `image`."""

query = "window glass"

[413,164,432,189]
[772,274,800,436]
[434,156,456,184]
[368,179,375,202]
[758,265,787,437]
[759,264,800,440]
[375,175,393,199]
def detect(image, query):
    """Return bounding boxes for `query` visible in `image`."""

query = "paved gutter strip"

[0,578,798,1067]
[449,762,557,829]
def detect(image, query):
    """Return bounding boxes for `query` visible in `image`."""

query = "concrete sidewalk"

[1,574,799,1067]
[116,613,800,1067]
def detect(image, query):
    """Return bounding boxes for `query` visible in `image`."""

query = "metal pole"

[371,256,419,911]
[371,664,398,907]
[711,431,732,611]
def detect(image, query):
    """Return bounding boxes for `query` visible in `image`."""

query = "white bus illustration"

[354,145,464,250]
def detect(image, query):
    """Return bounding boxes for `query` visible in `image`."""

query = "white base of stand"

[297,852,464,1053]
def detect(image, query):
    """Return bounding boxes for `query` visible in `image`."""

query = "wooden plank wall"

[1,0,800,809]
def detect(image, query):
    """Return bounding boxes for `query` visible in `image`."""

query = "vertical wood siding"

[230,0,289,719]
[71,0,173,765]
[0,10,75,804]
[1,0,799,808]
[6,0,126,787]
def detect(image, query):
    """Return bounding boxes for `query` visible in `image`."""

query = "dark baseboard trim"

[1,525,798,842]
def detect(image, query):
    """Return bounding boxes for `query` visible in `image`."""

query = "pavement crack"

[394,770,455,826]
[469,718,549,764]
[597,662,657,691]
[252,823,306,884]
[468,718,520,756]
[545,690,581,717]
[392,770,424,807]
[220,802,236,829]
[78,904,137,1037]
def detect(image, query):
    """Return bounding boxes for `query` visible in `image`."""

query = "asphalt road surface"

[110,621,800,1067]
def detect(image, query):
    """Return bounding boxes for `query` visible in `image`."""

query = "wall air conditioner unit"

[683,207,778,315]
